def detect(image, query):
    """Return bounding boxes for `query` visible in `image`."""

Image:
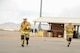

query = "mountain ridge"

[0,22,37,31]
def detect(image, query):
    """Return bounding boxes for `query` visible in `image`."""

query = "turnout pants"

[21,34,29,45]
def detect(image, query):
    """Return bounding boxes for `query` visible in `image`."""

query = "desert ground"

[0,31,80,53]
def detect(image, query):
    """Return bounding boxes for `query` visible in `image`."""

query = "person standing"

[20,18,31,47]
[65,23,74,47]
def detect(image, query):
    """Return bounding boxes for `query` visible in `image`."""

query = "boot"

[67,42,71,47]
[21,40,24,47]
[26,41,29,46]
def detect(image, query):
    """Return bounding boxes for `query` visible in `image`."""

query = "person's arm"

[19,23,23,32]
[73,26,75,32]
[26,22,31,30]
[65,26,68,40]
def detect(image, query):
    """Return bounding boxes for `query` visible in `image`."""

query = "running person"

[20,18,31,47]
[65,23,74,47]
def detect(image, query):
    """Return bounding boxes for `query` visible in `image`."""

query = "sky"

[0,0,80,24]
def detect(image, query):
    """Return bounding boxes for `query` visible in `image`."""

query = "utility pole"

[38,0,43,31]
[40,0,42,17]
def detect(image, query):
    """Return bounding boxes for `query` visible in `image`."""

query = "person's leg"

[21,35,24,47]
[25,32,30,46]
[67,38,72,47]
[26,37,29,45]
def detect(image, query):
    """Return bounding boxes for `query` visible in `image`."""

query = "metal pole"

[40,0,42,17]
[38,0,43,31]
